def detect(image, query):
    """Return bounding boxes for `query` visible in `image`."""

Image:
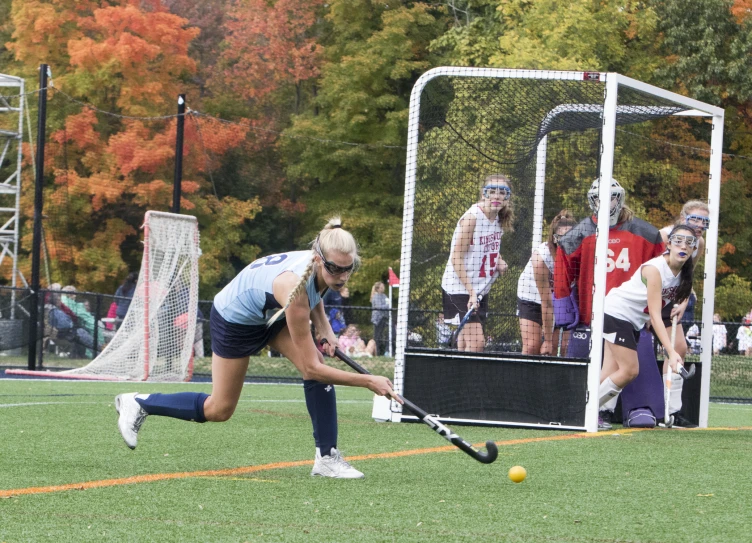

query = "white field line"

[0,398,371,408]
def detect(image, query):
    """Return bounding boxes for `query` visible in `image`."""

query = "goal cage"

[8,211,201,381]
[374,68,723,432]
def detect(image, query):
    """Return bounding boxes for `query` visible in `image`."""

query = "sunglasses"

[685,214,710,231]
[668,234,698,248]
[315,244,354,276]
[483,184,512,200]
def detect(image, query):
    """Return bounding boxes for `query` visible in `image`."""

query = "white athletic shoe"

[115,393,148,449]
[311,448,365,479]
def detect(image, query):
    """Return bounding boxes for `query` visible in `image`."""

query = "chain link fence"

[1,285,750,401]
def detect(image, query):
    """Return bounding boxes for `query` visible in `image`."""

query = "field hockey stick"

[675,325,696,381]
[669,314,696,380]
[451,277,494,348]
[321,339,498,464]
[664,314,678,427]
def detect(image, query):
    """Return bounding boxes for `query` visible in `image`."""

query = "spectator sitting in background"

[339,324,377,358]
[45,283,75,335]
[114,272,138,319]
[328,308,347,335]
[712,313,727,355]
[686,323,701,355]
[104,301,118,330]
[60,286,98,356]
[436,312,452,348]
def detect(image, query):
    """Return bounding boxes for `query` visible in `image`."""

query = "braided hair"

[267,216,360,326]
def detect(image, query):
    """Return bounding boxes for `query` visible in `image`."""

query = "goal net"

[9,211,201,381]
[380,68,723,431]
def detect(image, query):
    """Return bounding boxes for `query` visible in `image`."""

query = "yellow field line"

[2,426,750,498]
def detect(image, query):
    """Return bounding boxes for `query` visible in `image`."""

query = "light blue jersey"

[213,250,323,326]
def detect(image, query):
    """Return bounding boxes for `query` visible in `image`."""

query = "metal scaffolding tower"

[0,73,26,308]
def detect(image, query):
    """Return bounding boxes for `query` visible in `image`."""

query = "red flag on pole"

[388,267,400,286]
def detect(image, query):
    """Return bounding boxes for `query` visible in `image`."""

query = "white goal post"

[374,68,723,432]
[8,211,201,381]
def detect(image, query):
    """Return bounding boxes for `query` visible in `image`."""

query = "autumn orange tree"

[203,0,326,253]
[7,0,261,295]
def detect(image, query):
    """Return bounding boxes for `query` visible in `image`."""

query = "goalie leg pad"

[620,329,663,426]
[566,327,590,358]
[624,407,657,428]
[669,372,684,414]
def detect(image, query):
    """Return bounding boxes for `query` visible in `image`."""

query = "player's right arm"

[450,214,479,303]
[643,265,682,371]
[274,273,397,398]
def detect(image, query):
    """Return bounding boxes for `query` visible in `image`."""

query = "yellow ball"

[508,465,527,483]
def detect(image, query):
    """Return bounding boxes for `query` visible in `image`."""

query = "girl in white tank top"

[516,211,577,355]
[441,174,514,353]
[598,225,698,411]
[658,201,709,356]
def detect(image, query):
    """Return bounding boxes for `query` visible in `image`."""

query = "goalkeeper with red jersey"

[553,179,665,426]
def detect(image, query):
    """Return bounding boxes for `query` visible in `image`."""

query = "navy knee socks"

[303,380,338,454]
[135,392,209,423]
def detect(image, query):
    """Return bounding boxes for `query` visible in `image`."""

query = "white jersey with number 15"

[441,204,503,295]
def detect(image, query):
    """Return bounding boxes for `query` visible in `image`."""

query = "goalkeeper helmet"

[587,178,625,227]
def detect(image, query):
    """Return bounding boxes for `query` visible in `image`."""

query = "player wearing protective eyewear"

[685,213,710,232]
[668,234,697,249]
[316,244,355,276]
[482,184,512,200]
[114,217,397,480]
[657,203,708,429]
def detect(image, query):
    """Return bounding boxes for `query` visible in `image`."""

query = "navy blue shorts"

[210,305,287,358]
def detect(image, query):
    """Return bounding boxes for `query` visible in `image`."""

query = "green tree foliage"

[6,0,261,295]
[432,0,663,78]
[714,274,752,320]
[281,0,449,296]
[3,0,752,310]
[650,0,752,282]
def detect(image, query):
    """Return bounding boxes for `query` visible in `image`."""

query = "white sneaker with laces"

[311,448,364,479]
[115,393,148,449]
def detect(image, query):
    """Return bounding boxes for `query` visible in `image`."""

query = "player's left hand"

[670,299,688,319]
[323,334,338,357]
[496,257,508,275]
[667,350,683,372]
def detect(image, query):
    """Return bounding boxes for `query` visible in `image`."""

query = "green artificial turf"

[0,380,751,542]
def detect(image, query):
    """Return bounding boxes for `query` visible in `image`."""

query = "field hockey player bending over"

[598,225,696,412]
[115,217,398,479]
